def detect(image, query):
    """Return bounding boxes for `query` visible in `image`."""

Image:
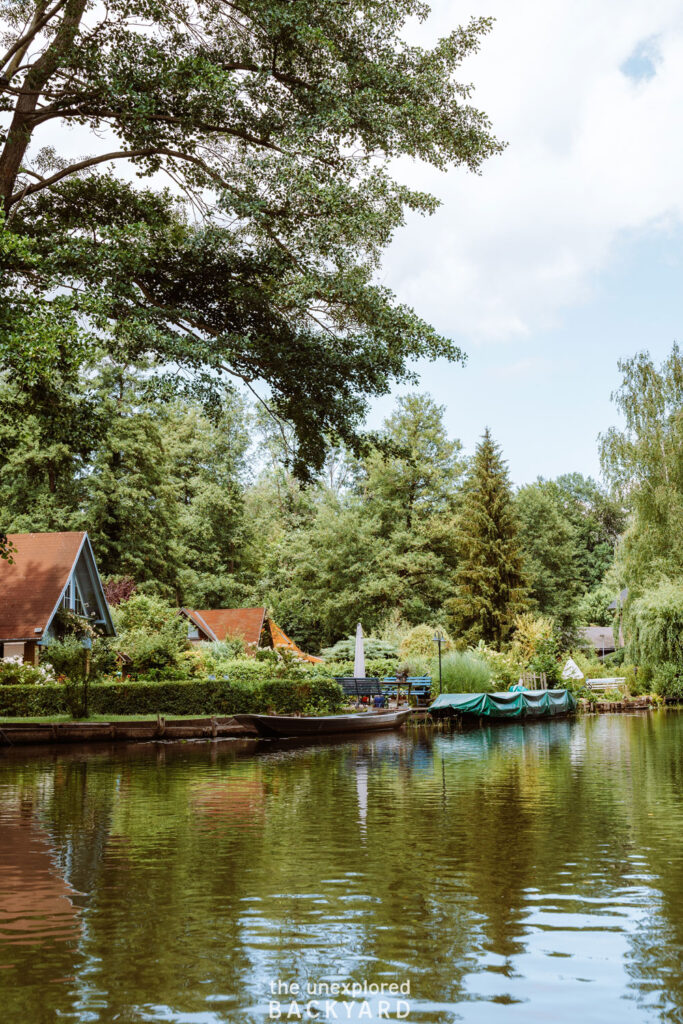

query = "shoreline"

[0,698,669,748]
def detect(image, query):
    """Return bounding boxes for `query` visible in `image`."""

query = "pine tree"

[448,429,527,649]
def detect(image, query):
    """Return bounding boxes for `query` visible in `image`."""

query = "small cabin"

[181,606,322,663]
[0,532,115,664]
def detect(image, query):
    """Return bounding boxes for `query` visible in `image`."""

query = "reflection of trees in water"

[5,717,683,1021]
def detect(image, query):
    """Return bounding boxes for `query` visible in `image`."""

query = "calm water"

[2,713,683,1023]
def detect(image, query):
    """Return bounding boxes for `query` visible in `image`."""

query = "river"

[2,712,683,1023]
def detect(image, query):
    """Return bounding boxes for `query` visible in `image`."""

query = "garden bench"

[382,676,433,707]
[585,677,626,693]
[335,677,383,704]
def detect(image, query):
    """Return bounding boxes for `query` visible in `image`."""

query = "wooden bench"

[585,677,626,693]
[335,677,383,704]
[382,676,433,707]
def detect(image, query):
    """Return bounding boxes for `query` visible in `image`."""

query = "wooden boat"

[232,709,412,738]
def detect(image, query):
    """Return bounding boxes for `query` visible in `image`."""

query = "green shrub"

[653,663,683,701]
[471,642,522,689]
[399,624,450,661]
[0,661,55,686]
[0,677,345,718]
[313,658,400,680]
[112,594,189,675]
[200,637,246,661]
[602,647,626,667]
[603,688,625,701]
[43,636,117,680]
[438,651,493,693]
[322,636,398,661]
[527,634,562,687]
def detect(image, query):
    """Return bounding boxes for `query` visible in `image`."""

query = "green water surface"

[2,712,683,1023]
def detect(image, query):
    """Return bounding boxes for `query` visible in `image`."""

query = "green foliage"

[0,3,502,476]
[509,614,555,663]
[437,651,493,693]
[471,643,523,689]
[577,583,619,627]
[515,481,580,641]
[112,594,189,674]
[629,581,683,670]
[44,637,96,681]
[601,345,683,590]
[399,624,451,661]
[546,474,624,593]
[653,663,683,701]
[0,661,54,686]
[266,395,465,647]
[0,677,345,718]
[314,659,400,681]
[448,429,527,649]
[527,634,562,688]
[321,637,398,662]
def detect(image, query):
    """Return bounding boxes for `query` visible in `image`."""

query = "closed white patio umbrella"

[353,622,365,678]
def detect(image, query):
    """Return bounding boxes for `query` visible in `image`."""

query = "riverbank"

[0,715,257,746]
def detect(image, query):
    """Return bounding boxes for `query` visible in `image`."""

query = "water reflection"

[1,716,683,1022]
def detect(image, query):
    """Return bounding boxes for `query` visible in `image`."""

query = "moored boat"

[233,709,412,738]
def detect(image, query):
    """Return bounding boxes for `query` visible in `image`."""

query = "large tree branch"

[0,1,68,79]
[7,145,233,207]
[0,0,87,208]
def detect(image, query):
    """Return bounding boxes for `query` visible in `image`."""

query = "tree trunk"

[0,0,87,213]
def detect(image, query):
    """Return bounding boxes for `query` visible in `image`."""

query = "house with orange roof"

[0,532,115,664]
[181,606,322,663]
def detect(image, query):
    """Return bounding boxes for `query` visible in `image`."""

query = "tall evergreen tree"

[448,429,527,648]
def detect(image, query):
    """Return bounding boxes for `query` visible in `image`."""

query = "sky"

[368,0,683,485]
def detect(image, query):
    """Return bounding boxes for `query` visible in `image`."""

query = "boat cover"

[429,689,577,718]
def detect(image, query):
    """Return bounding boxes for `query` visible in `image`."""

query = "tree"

[548,473,624,592]
[0,0,502,475]
[447,429,527,649]
[600,345,683,591]
[264,395,464,647]
[84,362,181,592]
[161,395,254,607]
[515,481,579,642]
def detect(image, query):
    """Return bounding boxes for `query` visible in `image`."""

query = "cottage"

[0,532,115,664]
[181,606,322,663]
[580,625,617,659]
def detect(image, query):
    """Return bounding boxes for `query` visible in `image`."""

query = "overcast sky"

[369,0,683,485]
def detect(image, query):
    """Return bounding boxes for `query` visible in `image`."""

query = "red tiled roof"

[0,532,85,641]
[187,607,267,646]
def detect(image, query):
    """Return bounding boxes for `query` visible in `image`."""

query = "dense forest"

[0,358,626,654]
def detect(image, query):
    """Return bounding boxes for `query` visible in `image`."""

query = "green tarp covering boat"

[429,689,577,719]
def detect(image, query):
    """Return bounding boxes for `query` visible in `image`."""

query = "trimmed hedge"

[0,677,345,718]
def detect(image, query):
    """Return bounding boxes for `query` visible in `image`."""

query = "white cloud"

[385,0,683,344]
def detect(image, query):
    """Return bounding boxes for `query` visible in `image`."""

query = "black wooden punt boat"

[233,709,411,738]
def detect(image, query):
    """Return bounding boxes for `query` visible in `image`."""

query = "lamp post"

[433,632,444,694]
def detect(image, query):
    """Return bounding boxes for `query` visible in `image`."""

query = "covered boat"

[429,689,577,719]
[233,709,411,738]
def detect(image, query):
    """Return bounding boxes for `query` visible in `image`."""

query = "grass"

[437,651,494,693]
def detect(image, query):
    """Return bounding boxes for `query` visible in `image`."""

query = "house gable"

[0,532,114,644]
[182,607,266,647]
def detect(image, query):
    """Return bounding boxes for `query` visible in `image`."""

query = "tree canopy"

[0,0,502,474]
[600,345,683,591]
[447,429,527,649]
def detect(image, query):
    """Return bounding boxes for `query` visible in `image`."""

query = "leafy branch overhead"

[0,0,503,475]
